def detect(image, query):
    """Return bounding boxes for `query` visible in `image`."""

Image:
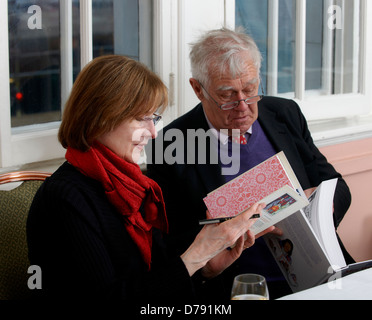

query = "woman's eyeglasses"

[138,113,162,126]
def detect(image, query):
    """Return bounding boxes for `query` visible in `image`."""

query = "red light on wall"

[15,92,23,101]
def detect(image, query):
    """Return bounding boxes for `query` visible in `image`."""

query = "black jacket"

[27,162,195,301]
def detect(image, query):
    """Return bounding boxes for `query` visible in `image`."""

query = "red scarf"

[66,142,168,270]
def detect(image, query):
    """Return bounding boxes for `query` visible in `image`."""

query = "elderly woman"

[27,55,273,301]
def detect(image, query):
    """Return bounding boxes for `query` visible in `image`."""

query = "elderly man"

[147,28,352,299]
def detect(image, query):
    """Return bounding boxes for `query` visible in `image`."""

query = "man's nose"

[234,99,249,111]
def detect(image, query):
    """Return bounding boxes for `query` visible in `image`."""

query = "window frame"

[1,0,371,169]
[0,0,155,168]
[297,0,371,121]
[230,0,372,122]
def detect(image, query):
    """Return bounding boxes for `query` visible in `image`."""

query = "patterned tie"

[231,134,248,145]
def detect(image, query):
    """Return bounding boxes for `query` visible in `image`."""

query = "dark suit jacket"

[147,96,352,260]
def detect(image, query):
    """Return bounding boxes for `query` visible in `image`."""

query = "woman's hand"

[181,202,276,277]
[304,187,316,198]
[200,225,281,279]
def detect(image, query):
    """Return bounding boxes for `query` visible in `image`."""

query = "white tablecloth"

[279,268,372,300]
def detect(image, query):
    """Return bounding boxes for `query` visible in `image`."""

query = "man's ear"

[189,78,204,101]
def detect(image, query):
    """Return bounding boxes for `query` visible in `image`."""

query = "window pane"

[305,0,361,96]
[235,0,296,95]
[306,0,323,92]
[278,0,295,94]
[8,0,153,129]
[93,0,114,58]
[236,0,361,98]
[9,0,61,128]
[92,0,153,69]
[72,0,80,80]
[332,0,361,95]
[235,0,268,91]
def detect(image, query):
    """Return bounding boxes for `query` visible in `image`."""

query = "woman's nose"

[148,121,158,139]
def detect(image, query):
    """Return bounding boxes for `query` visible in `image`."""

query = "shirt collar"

[202,107,253,145]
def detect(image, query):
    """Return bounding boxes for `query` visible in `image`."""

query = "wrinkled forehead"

[207,52,259,85]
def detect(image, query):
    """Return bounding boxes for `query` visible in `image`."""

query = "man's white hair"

[189,27,262,87]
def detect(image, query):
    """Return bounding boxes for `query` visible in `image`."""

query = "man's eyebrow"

[216,78,259,91]
[217,85,234,91]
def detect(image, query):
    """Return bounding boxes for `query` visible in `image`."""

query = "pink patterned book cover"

[204,152,295,219]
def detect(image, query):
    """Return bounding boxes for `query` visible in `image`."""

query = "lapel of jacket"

[257,99,309,187]
[190,104,225,193]
[257,102,290,153]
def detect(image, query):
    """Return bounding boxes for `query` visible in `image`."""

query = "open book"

[203,152,309,235]
[264,178,372,292]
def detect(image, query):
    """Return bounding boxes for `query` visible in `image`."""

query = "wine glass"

[231,274,269,300]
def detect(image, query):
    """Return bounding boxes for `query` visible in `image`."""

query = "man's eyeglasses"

[139,113,162,126]
[198,80,264,111]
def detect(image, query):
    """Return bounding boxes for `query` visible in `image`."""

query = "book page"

[277,151,306,198]
[250,185,309,235]
[264,210,334,292]
[302,179,346,268]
